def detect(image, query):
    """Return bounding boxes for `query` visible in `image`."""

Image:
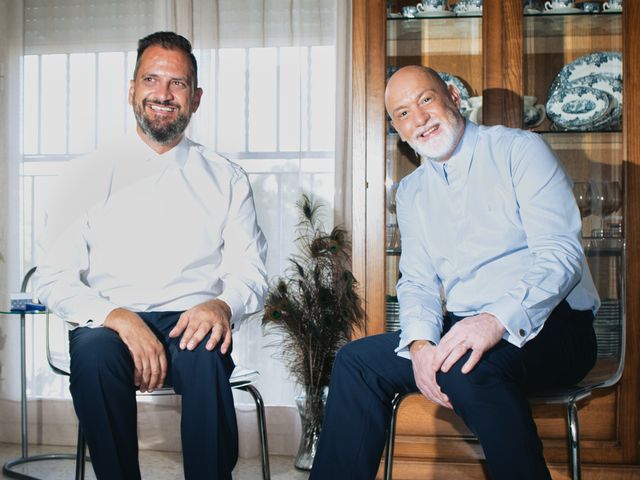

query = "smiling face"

[129,45,203,153]
[385,66,465,162]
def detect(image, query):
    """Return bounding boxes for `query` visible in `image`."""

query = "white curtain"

[0,0,350,456]
[0,0,24,407]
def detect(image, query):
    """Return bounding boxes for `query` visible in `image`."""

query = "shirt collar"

[125,129,190,170]
[426,120,478,188]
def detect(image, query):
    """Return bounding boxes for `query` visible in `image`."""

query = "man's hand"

[410,340,453,409]
[169,299,232,354]
[104,308,167,393]
[433,313,505,375]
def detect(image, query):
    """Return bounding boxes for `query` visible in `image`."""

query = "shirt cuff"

[483,295,532,347]
[67,300,120,329]
[395,319,441,359]
[216,290,244,331]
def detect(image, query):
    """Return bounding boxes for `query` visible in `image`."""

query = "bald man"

[310,66,599,480]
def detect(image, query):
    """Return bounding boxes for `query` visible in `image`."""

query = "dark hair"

[134,31,198,87]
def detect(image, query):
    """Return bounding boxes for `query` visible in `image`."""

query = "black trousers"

[310,300,597,480]
[69,311,238,480]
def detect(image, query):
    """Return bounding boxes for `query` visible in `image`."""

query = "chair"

[384,296,626,480]
[22,266,271,480]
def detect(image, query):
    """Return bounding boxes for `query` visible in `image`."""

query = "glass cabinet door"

[385,11,483,332]
[524,7,624,360]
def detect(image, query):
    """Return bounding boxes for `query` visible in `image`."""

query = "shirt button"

[519,329,526,337]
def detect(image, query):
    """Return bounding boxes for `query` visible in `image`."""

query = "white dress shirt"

[34,132,268,330]
[395,121,600,357]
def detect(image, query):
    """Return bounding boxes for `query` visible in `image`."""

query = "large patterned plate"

[549,51,622,96]
[546,86,611,130]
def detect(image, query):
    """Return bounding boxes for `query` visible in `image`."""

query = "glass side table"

[1,281,78,479]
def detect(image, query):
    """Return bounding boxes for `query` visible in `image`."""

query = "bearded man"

[310,65,599,480]
[34,31,267,480]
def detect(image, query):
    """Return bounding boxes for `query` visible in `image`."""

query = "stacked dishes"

[593,299,622,358]
[386,296,401,333]
[546,51,622,131]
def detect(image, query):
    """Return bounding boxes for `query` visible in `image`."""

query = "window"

[22,45,337,400]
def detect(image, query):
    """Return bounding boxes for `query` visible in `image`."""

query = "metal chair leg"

[384,393,404,480]
[567,400,581,480]
[75,425,86,480]
[238,384,271,480]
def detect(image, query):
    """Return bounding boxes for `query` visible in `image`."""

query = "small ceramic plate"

[415,10,455,17]
[546,86,611,129]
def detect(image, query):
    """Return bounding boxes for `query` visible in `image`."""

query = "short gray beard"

[134,106,190,145]
[412,112,464,162]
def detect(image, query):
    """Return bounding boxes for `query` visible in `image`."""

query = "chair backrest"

[46,311,72,376]
[580,241,626,391]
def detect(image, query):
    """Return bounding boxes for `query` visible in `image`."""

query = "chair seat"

[527,356,622,405]
[49,348,259,388]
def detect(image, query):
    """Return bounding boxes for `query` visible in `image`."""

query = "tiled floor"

[0,443,310,479]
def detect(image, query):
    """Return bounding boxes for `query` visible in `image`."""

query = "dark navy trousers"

[69,311,237,480]
[310,300,597,480]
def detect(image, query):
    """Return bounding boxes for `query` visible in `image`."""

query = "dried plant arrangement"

[262,194,364,468]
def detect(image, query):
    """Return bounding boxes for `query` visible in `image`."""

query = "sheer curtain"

[0,0,350,456]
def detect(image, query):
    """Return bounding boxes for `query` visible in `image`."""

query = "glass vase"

[294,392,326,470]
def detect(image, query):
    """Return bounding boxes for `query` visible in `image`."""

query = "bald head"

[385,66,451,115]
[384,65,465,162]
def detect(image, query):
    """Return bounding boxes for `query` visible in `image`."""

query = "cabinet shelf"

[387,17,482,41]
[525,11,622,20]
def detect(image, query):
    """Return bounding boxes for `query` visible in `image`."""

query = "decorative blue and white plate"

[438,71,471,115]
[570,74,622,126]
[546,86,611,129]
[547,51,622,130]
[549,51,622,95]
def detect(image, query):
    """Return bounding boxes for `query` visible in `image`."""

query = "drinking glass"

[601,181,622,217]
[573,182,593,218]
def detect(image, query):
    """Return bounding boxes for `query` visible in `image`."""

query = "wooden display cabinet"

[351,0,640,477]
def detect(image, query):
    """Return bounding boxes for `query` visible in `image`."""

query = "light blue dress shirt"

[395,121,600,357]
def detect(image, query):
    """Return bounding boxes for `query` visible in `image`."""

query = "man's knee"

[69,327,132,381]
[333,336,373,373]
[436,354,505,408]
[171,335,234,390]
